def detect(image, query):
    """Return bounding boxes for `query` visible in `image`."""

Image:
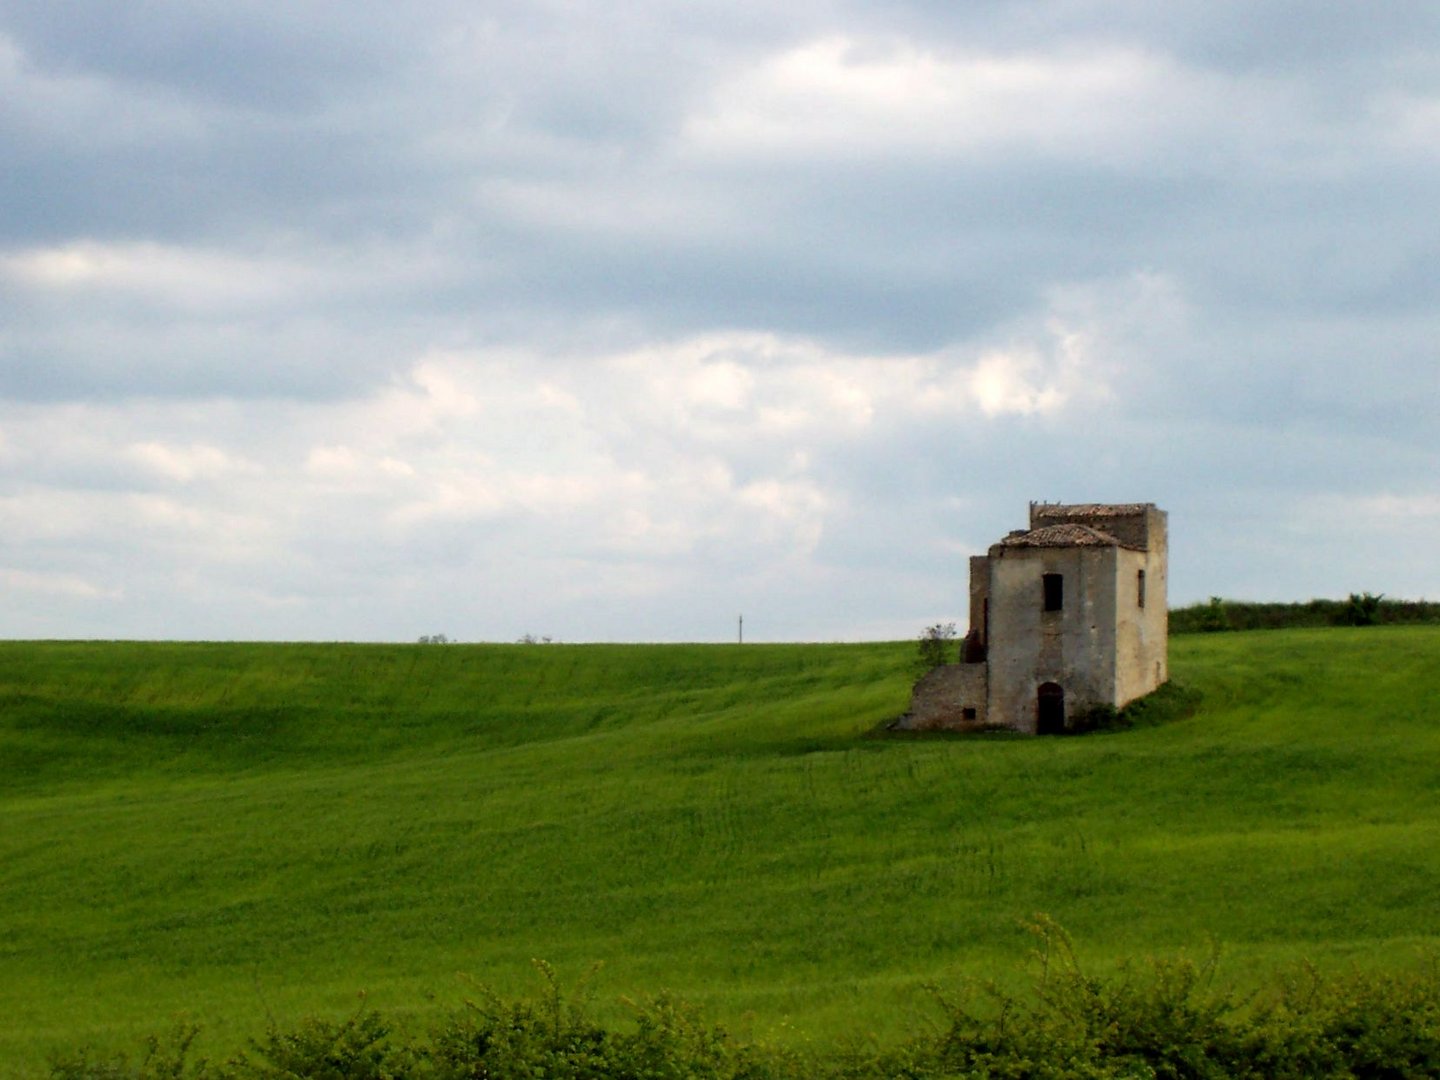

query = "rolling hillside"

[2,629,1438,1070]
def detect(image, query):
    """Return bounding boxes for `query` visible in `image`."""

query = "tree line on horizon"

[1169,594,1440,633]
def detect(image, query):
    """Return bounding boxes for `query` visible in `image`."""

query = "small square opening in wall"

[962,707,977,721]
[1043,573,1064,611]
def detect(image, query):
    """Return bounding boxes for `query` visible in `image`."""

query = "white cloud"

[736,476,830,554]
[0,320,1101,633]
[305,445,417,483]
[0,239,448,317]
[593,316,1111,450]
[1375,89,1440,157]
[0,567,122,601]
[125,441,257,483]
[266,309,1121,561]
[1323,492,1440,525]
[0,263,1161,636]
[683,36,1238,165]
[970,349,1064,416]
[0,241,306,312]
[474,172,739,242]
[0,489,110,543]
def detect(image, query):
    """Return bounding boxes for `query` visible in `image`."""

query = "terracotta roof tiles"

[998,523,1123,548]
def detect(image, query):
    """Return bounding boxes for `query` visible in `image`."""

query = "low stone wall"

[897,662,989,731]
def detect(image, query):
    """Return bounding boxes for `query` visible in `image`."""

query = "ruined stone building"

[903,502,1168,734]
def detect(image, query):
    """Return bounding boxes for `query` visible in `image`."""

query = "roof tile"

[999,523,1123,548]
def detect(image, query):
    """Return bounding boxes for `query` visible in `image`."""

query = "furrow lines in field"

[799,757,836,843]
[947,835,1009,897]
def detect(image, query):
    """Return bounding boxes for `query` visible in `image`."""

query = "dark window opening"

[1037,682,1065,735]
[1138,569,1147,608]
[1042,573,1064,612]
[962,707,977,721]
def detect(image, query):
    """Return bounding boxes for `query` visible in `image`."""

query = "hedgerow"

[1170,595,1440,634]
[46,930,1440,1080]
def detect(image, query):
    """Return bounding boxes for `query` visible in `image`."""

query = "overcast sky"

[2,1,1438,642]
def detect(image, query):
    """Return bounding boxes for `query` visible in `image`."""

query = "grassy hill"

[2,629,1439,1072]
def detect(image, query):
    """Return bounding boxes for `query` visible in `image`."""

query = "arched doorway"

[1037,682,1065,734]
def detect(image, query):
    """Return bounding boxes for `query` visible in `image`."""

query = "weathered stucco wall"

[985,544,1118,733]
[1113,511,1168,705]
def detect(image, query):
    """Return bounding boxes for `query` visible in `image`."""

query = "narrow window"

[1138,569,1147,609]
[1042,572,1063,612]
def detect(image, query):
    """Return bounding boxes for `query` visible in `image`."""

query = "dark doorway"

[1037,682,1065,734]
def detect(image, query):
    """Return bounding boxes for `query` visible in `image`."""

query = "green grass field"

[2,628,1439,1073]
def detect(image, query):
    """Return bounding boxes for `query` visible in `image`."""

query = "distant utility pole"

[738,614,743,644]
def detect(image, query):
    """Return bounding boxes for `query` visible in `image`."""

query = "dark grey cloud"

[866,0,1440,73]
[0,1,419,109]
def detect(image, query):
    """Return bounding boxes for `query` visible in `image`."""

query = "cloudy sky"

[2,1,1437,642]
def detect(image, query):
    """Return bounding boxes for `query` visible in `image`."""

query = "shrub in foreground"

[46,934,1440,1079]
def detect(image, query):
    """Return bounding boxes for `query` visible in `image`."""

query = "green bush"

[1062,683,1199,736]
[421,962,614,1079]
[1066,702,1120,734]
[915,623,958,676]
[46,940,1440,1080]
[46,1025,206,1080]
[920,917,1241,1080]
[1341,592,1384,627]
[225,1010,399,1080]
[1113,682,1201,731]
[1191,598,1232,633]
[1235,959,1440,1079]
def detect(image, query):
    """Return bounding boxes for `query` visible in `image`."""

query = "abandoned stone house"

[902,502,1168,734]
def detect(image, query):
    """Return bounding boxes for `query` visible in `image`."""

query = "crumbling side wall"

[898,662,988,731]
[968,554,990,650]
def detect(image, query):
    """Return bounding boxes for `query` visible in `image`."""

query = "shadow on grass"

[868,680,1202,741]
